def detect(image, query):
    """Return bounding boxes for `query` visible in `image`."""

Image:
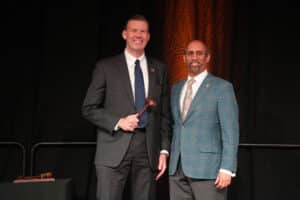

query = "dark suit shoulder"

[147,56,164,64]
[92,54,125,77]
[147,56,167,69]
[95,54,124,67]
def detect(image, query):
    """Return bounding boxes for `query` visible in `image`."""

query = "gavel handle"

[137,105,149,117]
[16,172,53,180]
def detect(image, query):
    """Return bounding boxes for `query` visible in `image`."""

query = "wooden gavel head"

[137,97,157,117]
[40,172,53,178]
[145,97,157,108]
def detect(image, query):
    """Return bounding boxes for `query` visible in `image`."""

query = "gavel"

[15,172,53,180]
[137,97,157,117]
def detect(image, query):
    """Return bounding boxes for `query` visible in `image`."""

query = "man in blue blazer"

[169,40,239,200]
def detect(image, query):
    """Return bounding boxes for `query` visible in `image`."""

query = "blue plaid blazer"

[169,73,239,179]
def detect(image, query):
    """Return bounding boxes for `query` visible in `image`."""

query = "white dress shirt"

[180,70,208,112]
[124,49,149,100]
[115,49,169,156]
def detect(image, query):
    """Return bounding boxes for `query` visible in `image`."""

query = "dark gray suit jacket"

[82,53,170,170]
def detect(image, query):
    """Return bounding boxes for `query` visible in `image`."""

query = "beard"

[189,61,201,74]
[188,61,203,75]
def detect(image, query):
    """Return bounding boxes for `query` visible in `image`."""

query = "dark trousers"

[169,159,227,200]
[95,130,156,200]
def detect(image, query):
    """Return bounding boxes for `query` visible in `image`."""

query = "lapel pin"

[206,83,210,88]
[150,68,155,73]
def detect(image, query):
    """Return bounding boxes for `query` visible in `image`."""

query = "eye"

[186,51,204,56]
[196,51,204,56]
[186,51,194,56]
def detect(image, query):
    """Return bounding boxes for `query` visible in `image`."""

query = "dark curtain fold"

[163,0,234,85]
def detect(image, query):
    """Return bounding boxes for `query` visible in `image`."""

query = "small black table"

[0,179,73,200]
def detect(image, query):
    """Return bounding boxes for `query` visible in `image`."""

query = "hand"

[155,153,168,180]
[118,114,139,132]
[215,171,232,189]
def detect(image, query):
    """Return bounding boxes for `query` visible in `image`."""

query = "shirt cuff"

[114,120,121,131]
[219,169,236,177]
[160,150,169,156]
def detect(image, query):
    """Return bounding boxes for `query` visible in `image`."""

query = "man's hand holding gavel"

[118,97,156,132]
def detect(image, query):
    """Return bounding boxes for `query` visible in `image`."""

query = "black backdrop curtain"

[1,0,300,200]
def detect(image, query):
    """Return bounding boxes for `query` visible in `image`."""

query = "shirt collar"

[187,70,208,83]
[124,49,145,66]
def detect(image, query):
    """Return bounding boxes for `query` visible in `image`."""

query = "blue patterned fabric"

[169,73,239,179]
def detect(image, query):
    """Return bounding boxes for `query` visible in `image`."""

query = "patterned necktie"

[181,78,195,121]
[134,59,147,127]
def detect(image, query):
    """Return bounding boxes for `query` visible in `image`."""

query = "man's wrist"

[114,119,121,131]
[219,168,236,177]
[160,150,169,157]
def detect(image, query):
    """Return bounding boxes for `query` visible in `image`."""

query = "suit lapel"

[174,80,186,122]
[184,73,212,122]
[116,54,135,106]
[147,58,156,99]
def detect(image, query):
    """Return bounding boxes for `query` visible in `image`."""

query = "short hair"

[124,14,149,30]
[184,40,210,55]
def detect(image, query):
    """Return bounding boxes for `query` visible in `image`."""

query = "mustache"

[189,61,201,66]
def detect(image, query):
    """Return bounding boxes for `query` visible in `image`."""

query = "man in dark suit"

[169,40,239,200]
[82,15,170,200]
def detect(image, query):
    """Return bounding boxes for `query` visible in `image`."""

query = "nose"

[136,32,143,38]
[133,30,140,35]
[191,53,198,59]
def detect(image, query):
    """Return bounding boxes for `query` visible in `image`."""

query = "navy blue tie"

[134,59,147,128]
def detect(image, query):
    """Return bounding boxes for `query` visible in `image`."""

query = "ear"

[206,54,211,63]
[183,54,186,63]
[122,30,127,40]
[147,32,151,41]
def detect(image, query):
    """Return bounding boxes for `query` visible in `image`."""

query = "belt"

[135,127,146,132]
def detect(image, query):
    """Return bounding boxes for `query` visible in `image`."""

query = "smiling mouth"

[190,61,200,66]
[133,39,143,43]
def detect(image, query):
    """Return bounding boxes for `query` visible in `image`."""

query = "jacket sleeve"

[159,65,171,152]
[81,61,120,134]
[217,82,239,173]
